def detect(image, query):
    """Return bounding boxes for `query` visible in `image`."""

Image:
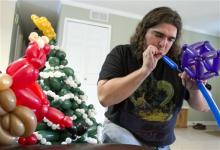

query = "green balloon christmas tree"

[32,15,101,145]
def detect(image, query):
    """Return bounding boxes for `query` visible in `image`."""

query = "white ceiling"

[17,0,220,37]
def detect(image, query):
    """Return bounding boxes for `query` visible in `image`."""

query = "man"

[97,7,209,150]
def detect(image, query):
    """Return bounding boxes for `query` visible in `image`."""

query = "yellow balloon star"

[31,14,56,40]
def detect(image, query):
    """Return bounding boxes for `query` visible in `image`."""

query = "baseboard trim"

[188,121,217,126]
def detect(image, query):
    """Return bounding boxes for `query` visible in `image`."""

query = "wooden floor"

[171,125,220,150]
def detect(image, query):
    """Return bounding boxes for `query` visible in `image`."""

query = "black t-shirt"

[98,44,187,146]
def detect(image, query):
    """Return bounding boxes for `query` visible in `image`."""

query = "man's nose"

[159,38,168,48]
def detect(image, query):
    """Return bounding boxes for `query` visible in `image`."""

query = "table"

[0,144,151,150]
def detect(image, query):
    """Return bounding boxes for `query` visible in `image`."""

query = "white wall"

[0,0,16,72]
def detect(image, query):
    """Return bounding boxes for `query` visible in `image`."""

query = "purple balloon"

[181,41,220,80]
[212,51,220,74]
[202,51,218,71]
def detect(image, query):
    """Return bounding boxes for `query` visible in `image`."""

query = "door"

[62,18,111,124]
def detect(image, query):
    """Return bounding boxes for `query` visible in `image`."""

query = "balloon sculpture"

[1,32,73,145]
[163,41,220,127]
[0,73,37,145]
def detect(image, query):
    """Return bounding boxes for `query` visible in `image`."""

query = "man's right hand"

[141,45,163,73]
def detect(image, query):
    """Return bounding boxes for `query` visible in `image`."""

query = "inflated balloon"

[0,118,17,145]
[31,14,56,40]
[18,134,37,145]
[12,106,37,136]
[181,41,220,80]
[0,74,17,145]
[0,74,13,91]
[4,32,73,145]
[0,89,16,115]
[162,41,220,128]
[1,106,37,136]
[45,107,73,128]
[0,106,37,145]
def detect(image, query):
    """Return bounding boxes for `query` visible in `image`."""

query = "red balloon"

[18,137,26,145]
[25,42,47,69]
[7,59,39,89]
[29,83,49,105]
[18,134,37,145]
[35,105,49,122]
[62,116,74,128]
[25,42,39,59]
[46,107,73,128]
[46,107,65,124]
[15,88,42,109]
[7,58,28,75]
[26,134,38,145]
[43,43,51,55]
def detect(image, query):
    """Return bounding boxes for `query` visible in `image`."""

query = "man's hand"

[179,72,210,112]
[141,45,163,73]
[178,72,198,90]
[178,72,207,90]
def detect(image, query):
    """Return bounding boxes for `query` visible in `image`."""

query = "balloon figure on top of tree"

[31,14,101,145]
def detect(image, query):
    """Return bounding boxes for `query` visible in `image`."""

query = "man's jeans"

[102,119,171,150]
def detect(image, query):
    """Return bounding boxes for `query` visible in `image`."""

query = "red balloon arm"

[45,107,73,128]
[14,88,42,110]
[25,42,39,59]
[25,42,47,69]
[21,83,50,122]
[42,43,51,55]
[6,58,28,75]
[29,83,49,106]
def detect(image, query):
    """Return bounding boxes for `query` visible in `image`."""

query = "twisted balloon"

[31,14,56,40]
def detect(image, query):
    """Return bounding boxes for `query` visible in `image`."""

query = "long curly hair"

[130,7,182,61]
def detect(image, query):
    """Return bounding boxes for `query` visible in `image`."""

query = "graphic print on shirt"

[130,78,174,122]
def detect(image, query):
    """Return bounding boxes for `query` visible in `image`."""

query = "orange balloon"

[13,106,37,137]
[10,114,25,136]
[0,117,17,145]
[0,89,16,116]
[0,106,37,145]
[1,114,9,130]
[0,74,13,91]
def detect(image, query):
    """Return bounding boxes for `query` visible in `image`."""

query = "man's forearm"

[188,89,210,112]
[97,67,150,107]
